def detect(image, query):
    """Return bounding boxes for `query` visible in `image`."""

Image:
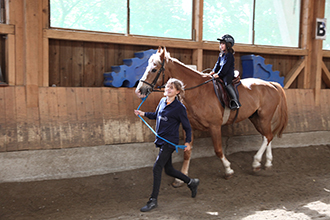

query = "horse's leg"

[249,114,274,171]
[210,125,234,179]
[172,132,193,188]
[264,140,273,169]
[252,136,268,171]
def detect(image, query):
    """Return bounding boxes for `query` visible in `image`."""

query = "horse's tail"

[270,82,288,138]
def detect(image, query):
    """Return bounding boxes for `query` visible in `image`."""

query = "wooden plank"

[75,88,88,145]
[71,41,84,87]
[6,34,15,86]
[15,86,28,150]
[10,0,24,85]
[25,0,40,86]
[4,86,17,151]
[57,87,70,147]
[65,87,79,147]
[101,88,113,144]
[284,58,305,89]
[95,43,106,87]
[85,88,98,145]
[39,87,53,149]
[321,61,330,87]
[0,88,6,151]
[26,104,41,150]
[59,40,72,86]
[132,88,144,143]
[109,88,120,144]
[0,24,15,34]
[320,90,330,130]
[92,88,104,145]
[48,87,60,148]
[42,37,49,86]
[49,40,60,86]
[83,42,95,87]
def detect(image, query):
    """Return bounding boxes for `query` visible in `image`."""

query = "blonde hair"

[166,78,185,103]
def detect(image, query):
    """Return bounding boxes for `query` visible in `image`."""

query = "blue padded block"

[104,49,157,87]
[241,54,284,87]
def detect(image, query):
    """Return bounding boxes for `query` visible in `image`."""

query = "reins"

[137,96,186,153]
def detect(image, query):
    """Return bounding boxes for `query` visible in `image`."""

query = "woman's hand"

[184,142,192,152]
[134,110,144,117]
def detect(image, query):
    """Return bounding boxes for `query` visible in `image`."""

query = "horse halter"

[140,59,165,93]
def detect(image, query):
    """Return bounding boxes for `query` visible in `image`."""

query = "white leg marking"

[221,156,234,175]
[265,141,273,168]
[252,136,268,169]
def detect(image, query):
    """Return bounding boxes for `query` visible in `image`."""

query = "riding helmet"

[217,34,235,46]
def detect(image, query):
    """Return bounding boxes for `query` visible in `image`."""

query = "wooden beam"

[310,0,325,105]
[192,0,203,71]
[5,34,15,85]
[41,0,49,87]
[284,58,306,89]
[323,50,330,58]
[0,23,15,34]
[321,61,330,88]
[44,29,308,56]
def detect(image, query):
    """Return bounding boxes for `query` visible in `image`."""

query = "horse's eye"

[151,69,157,73]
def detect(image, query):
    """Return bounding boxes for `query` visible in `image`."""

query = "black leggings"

[150,144,190,199]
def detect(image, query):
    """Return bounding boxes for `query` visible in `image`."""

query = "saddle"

[212,76,241,109]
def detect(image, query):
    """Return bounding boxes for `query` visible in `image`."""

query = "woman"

[134,78,199,212]
[210,34,241,109]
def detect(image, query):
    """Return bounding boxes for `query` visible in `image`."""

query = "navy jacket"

[145,97,192,148]
[212,52,235,85]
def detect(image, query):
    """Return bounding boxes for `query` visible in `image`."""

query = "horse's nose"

[139,86,150,96]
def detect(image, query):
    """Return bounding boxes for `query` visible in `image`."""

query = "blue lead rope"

[137,96,186,153]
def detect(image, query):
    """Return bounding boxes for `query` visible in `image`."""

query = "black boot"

[140,198,157,212]
[225,84,241,110]
[188,178,200,198]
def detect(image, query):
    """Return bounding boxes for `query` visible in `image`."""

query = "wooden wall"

[49,40,194,87]
[49,40,304,89]
[1,86,329,152]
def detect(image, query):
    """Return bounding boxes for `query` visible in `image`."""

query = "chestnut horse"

[135,47,288,185]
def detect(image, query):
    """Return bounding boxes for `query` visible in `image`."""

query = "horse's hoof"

[224,173,234,180]
[171,180,184,188]
[253,166,262,172]
[265,166,272,170]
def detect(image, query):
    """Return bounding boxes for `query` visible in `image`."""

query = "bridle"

[140,59,166,93]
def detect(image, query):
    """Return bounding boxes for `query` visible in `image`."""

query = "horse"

[135,47,288,186]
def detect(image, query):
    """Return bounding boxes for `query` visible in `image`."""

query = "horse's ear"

[157,46,162,53]
[160,47,165,61]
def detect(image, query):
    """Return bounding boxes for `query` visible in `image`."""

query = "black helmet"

[217,34,235,46]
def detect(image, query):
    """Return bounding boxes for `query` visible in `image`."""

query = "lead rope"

[137,96,186,153]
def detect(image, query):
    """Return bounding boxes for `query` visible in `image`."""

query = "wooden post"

[298,0,311,88]
[192,0,203,71]
[308,0,325,105]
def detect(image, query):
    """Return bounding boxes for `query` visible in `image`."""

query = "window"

[130,0,192,39]
[50,0,193,39]
[203,0,254,44]
[203,0,301,47]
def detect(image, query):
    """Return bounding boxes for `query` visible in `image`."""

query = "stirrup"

[230,100,241,110]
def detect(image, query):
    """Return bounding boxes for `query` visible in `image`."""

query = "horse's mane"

[162,50,209,77]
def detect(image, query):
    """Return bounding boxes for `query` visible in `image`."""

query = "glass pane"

[323,0,330,50]
[50,0,127,34]
[203,0,254,44]
[255,0,300,47]
[130,0,192,39]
